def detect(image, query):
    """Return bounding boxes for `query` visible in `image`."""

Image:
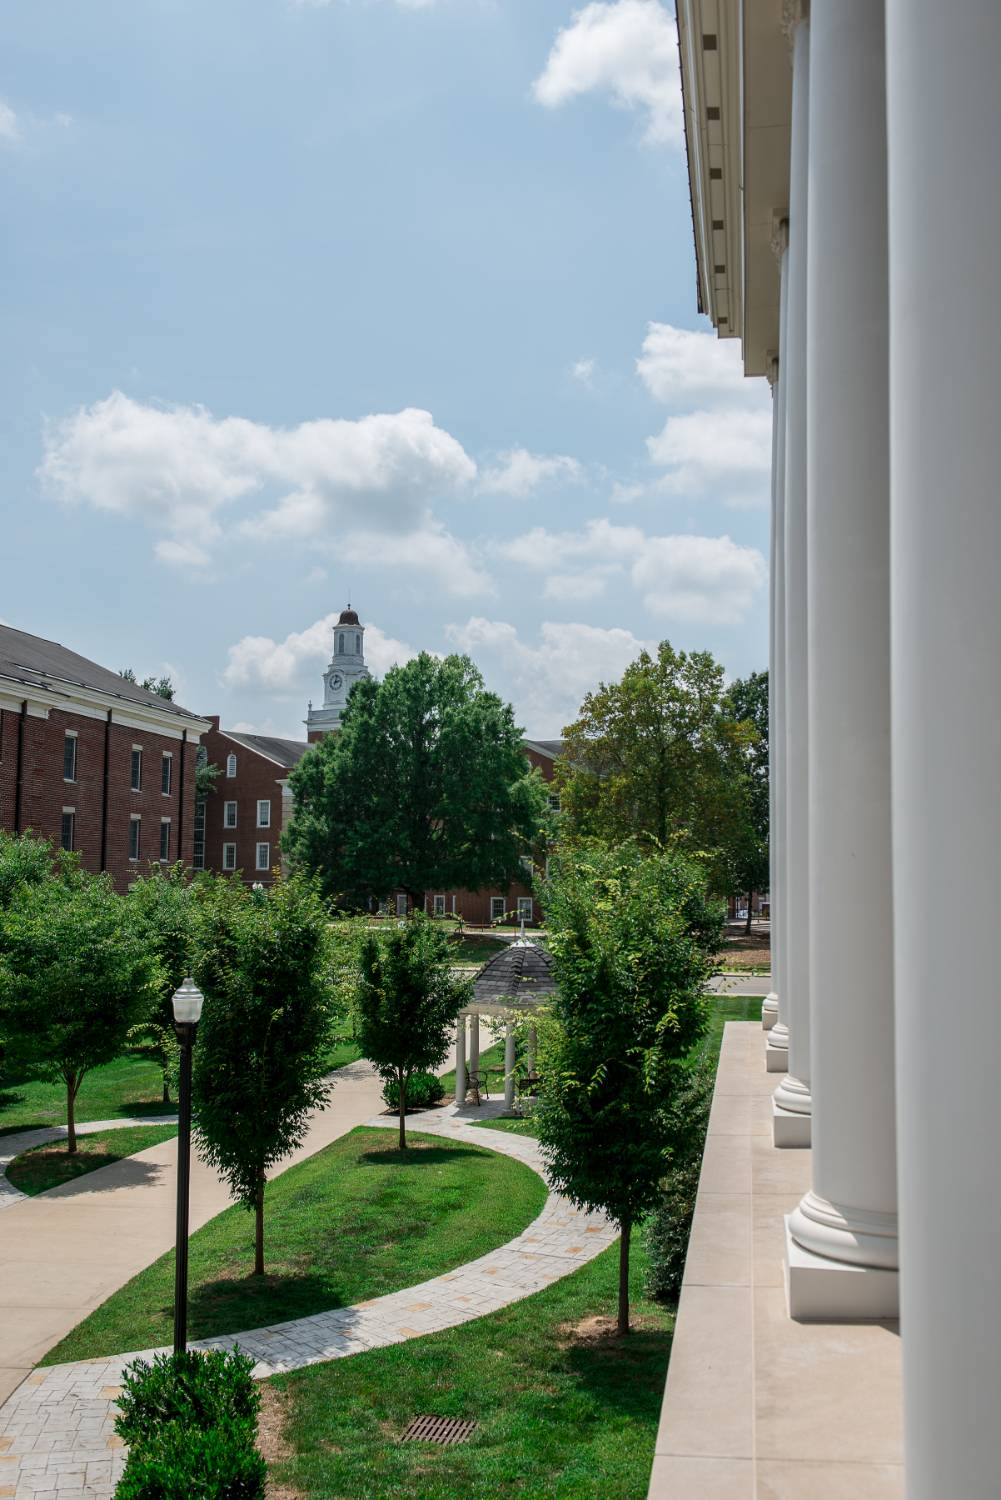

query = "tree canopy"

[127,863,196,1101]
[285,652,547,908]
[535,841,724,1332]
[724,669,770,922]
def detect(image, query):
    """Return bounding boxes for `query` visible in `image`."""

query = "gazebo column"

[469,1013,479,1085]
[772,11,811,1141]
[785,0,897,1317]
[504,1021,516,1110]
[765,228,790,1049]
[454,1014,467,1105]
[886,2,1001,1490]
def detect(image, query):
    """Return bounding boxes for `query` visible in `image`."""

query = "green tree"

[725,670,770,932]
[191,875,333,1275]
[558,641,756,897]
[120,668,175,701]
[536,841,723,1333]
[0,873,160,1151]
[127,864,195,1101]
[285,653,547,909]
[354,913,470,1149]
[0,830,55,910]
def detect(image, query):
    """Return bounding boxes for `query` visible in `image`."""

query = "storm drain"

[400,1415,478,1446]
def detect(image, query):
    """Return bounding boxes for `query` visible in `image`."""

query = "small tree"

[191,875,333,1276]
[537,841,723,1333]
[127,864,196,1101]
[0,873,160,1151]
[355,914,470,1149]
[0,830,55,910]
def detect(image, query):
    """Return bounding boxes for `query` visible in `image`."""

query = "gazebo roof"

[471,940,557,1011]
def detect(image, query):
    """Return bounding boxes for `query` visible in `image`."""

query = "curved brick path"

[0,1104,616,1500]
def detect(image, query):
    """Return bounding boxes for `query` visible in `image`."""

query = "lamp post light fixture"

[171,976,204,1354]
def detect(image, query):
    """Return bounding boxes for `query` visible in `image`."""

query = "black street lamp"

[171,976,204,1355]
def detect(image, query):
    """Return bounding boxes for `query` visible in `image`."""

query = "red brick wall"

[200,724,289,885]
[0,703,198,891]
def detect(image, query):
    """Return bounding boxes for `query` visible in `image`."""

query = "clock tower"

[306,607,371,740]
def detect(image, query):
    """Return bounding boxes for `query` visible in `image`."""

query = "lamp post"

[171,976,204,1355]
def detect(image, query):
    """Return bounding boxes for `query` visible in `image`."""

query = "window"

[396,893,408,917]
[63,732,77,782]
[129,815,141,861]
[355,633,360,653]
[226,753,237,778]
[159,819,171,862]
[548,791,561,812]
[222,842,237,871]
[517,897,533,923]
[433,894,446,916]
[130,746,142,792]
[161,753,172,796]
[61,808,75,852]
[520,855,534,878]
[257,799,271,828]
[338,632,345,654]
[193,799,206,870]
[490,896,506,922]
[224,800,238,828]
[256,842,271,872]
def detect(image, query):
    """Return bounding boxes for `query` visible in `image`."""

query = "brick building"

[0,625,211,891]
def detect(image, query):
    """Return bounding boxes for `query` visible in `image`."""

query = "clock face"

[330,672,344,691]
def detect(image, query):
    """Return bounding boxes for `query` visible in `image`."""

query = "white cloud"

[501,517,645,571]
[0,100,19,143]
[637,323,756,407]
[571,356,597,387]
[223,615,420,696]
[533,0,682,148]
[478,447,583,498]
[647,407,773,501]
[543,572,608,603]
[447,617,652,735]
[39,391,478,572]
[338,520,493,599]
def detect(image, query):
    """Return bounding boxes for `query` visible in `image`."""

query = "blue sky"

[0,0,770,737]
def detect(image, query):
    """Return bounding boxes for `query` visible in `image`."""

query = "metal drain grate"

[400,1415,477,1446]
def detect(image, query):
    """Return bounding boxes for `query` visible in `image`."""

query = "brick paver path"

[0,1104,616,1499]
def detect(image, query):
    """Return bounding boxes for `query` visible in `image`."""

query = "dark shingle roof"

[221,731,310,770]
[523,738,565,760]
[473,942,557,1007]
[0,624,206,724]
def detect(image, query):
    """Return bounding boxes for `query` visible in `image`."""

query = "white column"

[469,1013,479,1082]
[762,356,781,1032]
[784,0,898,1317]
[504,1021,516,1110]
[772,13,812,1137]
[765,234,791,1060]
[455,1014,466,1105]
[887,2,1001,1490]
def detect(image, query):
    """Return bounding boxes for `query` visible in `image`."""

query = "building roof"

[523,738,565,761]
[0,624,208,726]
[220,730,310,771]
[337,608,360,626]
[472,941,557,1008]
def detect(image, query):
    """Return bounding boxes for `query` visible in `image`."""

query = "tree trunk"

[617,1219,632,1336]
[66,1074,78,1155]
[254,1170,265,1276]
[399,1075,407,1151]
[745,892,754,936]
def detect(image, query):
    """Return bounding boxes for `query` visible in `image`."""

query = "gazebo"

[455,938,557,1108]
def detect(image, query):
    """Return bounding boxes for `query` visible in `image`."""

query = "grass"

[439,1040,510,1101]
[6,1124,179,1196]
[266,1235,672,1500]
[321,1039,364,1072]
[449,935,511,967]
[43,1125,547,1366]
[0,1055,179,1138]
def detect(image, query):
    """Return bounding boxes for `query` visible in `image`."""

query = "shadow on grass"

[562,1321,674,1418]
[40,1155,169,1196]
[187,1271,362,1340]
[357,1145,484,1169]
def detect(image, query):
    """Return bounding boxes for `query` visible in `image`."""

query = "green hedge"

[644,1055,716,1303]
[115,1349,265,1498]
[381,1070,445,1111]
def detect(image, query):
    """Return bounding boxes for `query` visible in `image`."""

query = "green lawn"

[0,1056,178,1138]
[43,1125,546,1365]
[267,1235,671,1500]
[6,1124,179,1196]
[439,1040,510,1101]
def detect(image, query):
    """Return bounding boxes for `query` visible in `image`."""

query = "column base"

[785,1217,899,1321]
[766,1037,789,1072]
[772,1098,811,1148]
[761,993,779,1031]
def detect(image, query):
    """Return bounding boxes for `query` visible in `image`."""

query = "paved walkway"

[0,1104,616,1499]
[0,1120,179,1212]
[709,972,773,996]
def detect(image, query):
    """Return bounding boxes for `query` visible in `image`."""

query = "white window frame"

[548,791,561,812]
[224,800,238,829]
[256,799,271,828]
[520,855,534,878]
[490,896,506,922]
[255,842,271,872]
[517,896,533,923]
[129,814,141,861]
[159,818,171,862]
[433,894,446,916]
[226,753,237,778]
[396,893,408,917]
[161,752,172,796]
[63,731,78,783]
[222,842,237,871]
[61,806,75,852]
[130,745,143,793]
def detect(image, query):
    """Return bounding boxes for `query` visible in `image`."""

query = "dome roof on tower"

[337,608,360,626]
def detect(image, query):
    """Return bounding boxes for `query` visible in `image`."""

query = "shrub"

[645,1051,717,1303]
[382,1070,445,1112]
[115,1349,264,1499]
